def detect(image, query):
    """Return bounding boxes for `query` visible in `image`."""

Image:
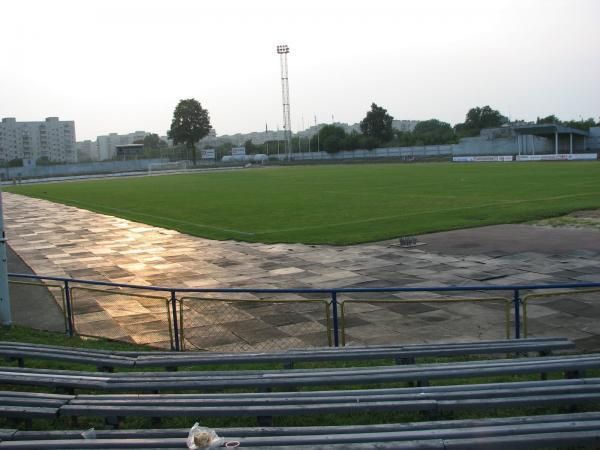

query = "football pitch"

[6,162,600,245]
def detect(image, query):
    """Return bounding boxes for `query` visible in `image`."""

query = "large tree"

[412,119,456,145]
[537,115,597,131]
[360,103,394,143]
[454,105,507,137]
[167,99,211,165]
[562,118,596,131]
[536,115,561,125]
[318,124,347,153]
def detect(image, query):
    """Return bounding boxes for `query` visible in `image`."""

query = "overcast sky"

[1,0,598,141]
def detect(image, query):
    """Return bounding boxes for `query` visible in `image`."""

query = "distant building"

[392,120,419,132]
[115,144,144,159]
[215,129,283,146]
[84,130,149,161]
[0,117,76,164]
[96,133,122,160]
[76,140,95,162]
[197,128,218,147]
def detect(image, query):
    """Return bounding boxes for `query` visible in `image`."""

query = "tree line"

[164,99,600,163]
[315,104,600,153]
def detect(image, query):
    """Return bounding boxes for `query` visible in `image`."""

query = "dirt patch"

[534,210,600,231]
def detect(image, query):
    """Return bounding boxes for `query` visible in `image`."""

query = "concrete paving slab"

[4,192,600,351]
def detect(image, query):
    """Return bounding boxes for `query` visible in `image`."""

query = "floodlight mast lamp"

[277,44,292,161]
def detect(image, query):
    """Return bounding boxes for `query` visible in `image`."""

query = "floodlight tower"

[276,44,292,160]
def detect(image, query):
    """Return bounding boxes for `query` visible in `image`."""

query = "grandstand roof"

[513,124,589,137]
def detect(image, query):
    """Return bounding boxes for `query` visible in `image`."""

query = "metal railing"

[340,296,512,346]
[7,272,600,351]
[522,288,600,338]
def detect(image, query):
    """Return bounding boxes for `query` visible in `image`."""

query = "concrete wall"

[453,137,516,156]
[270,138,520,161]
[271,145,455,161]
[270,131,596,162]
[3,158,167,180]
[588,127,600,151]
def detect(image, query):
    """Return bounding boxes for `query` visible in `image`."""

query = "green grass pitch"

[7,162,600,245]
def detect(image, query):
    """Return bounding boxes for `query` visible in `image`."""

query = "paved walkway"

[4,192,600,351]
[7,246,65,332]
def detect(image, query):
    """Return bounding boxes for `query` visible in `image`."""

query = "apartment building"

[0,117,76,163]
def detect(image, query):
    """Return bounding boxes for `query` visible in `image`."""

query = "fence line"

[8,272,600,351]
[179,296,332,351]
[522,288,600,338]
[9,280,67,333]
[340,296,512,346]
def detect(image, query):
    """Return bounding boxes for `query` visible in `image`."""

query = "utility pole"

[315,115,319,152]
[276,125,280,158]
[301,116,306,157]
[265,123,269,157]
[0,188,11,327]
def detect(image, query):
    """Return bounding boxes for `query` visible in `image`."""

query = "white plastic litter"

[187,423,224,449]
[81,428,96,440]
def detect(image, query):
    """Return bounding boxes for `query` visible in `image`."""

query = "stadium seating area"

[2,337,600,448]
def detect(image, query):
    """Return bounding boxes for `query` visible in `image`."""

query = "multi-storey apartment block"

[0,117,76,164]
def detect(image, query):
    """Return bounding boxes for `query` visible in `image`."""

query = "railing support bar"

[331,291,340,347]
[514,289,521,339]
[64,280,74,337]
[170,290,180,351]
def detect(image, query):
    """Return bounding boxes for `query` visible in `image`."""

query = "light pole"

[276,44,292,161]
[0,187,11,327]
[315,115,320,153]
[276,125,280,159]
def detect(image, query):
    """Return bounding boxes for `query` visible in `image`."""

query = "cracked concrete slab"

[4,192,600,351]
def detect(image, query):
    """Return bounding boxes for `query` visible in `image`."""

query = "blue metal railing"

[8,272,600,351]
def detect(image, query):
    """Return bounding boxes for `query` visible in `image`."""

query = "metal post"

[555,132,558,154]
[331,291,340,347]
[170,290,180,351]
[317,126,320,153]
[0,189,11,327]
[513,289,521,339]
[570,133,573,154]
[64,280,74,336]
